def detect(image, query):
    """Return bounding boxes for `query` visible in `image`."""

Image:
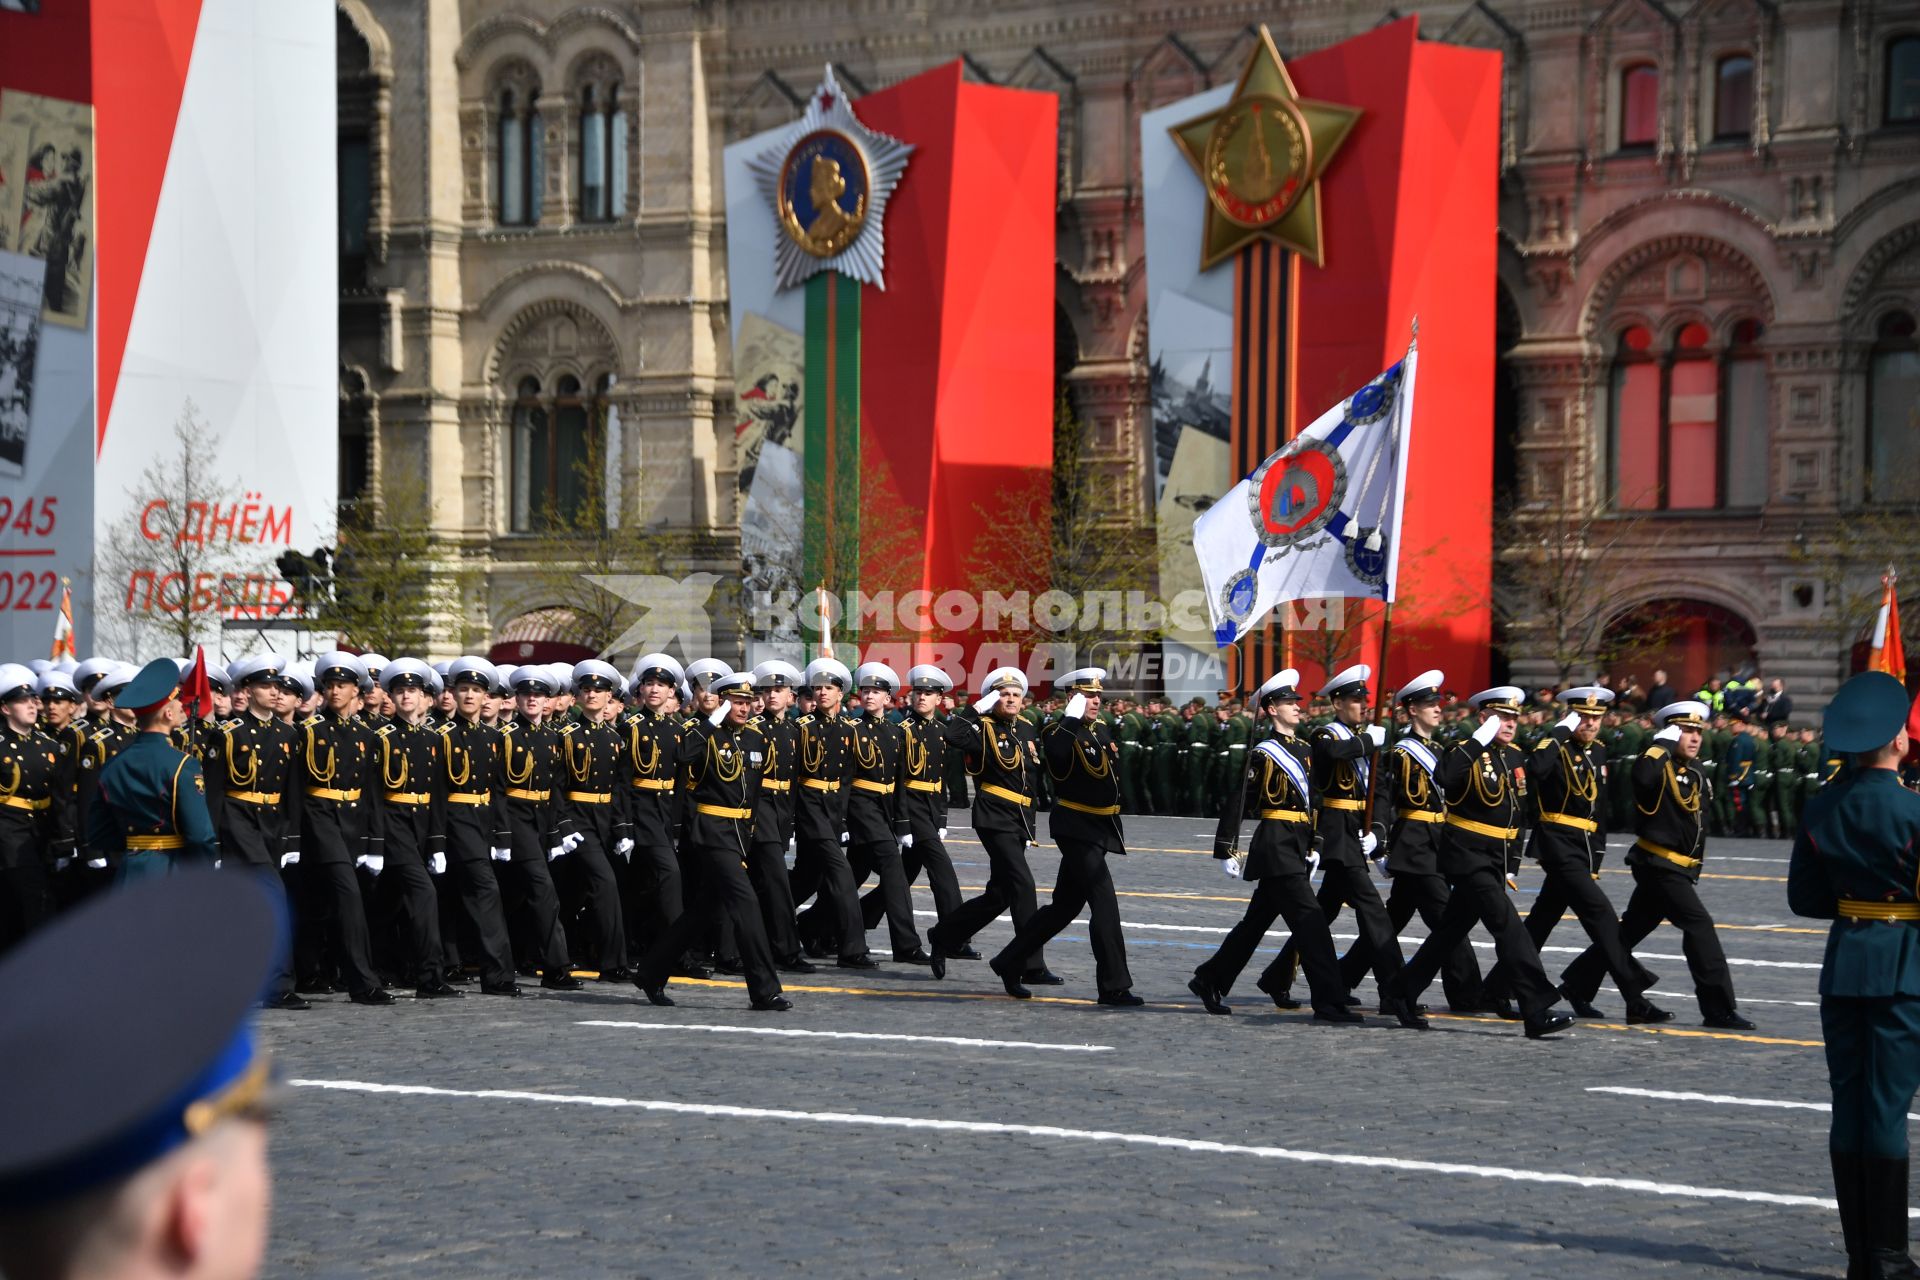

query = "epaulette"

[1644,744,1667,761]
[797,713,815,725]
[375,722,396,738]
[299,714,322,728]
[437,722,455,735]
[500,721,517,734]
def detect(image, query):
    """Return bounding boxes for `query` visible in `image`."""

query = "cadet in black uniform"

[555,659,630,980]
[621,654,698,977]
[0,663,74,952]
[35,669,95,914]
[1560,700,1752,1029]
[1383,686,1574,1039]
[984,668,1137,1003]
[371,658,463,1000]
[865,664,964,949]
[435,657,520,995]
[295,653,391,1005]
[741,660,810,972]
[497,666,580,990]
[787,657,874,967]
[1188,669,1358,1022]
[837,661,931,966]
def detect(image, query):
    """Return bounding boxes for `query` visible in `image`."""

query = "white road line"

[575,1020,1112,1053]
[289,1078,1850,1213]
[1588,1086,1920,1123]
[1601,987,1821,1009]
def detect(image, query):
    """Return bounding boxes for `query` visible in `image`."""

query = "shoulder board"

[437,723,455,735]
[500,721,517,734]
[1644,744,1667,761]
[375,723,396,737]
[797,713,815,725]
[558,721,578,736]
[300,715,322,728]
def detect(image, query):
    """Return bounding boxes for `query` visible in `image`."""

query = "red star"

[819,92,835,110]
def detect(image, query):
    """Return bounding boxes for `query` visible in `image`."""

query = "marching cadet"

[622,654,700,978]
[786,657,874,967]
[555,660,630,981]
[741,660,812,973]
[1188,669,1357,1022]
[497,666,580,990]
[1382,686,1575,1039]
[1789,671,1920,1280]
[1334,671,1486,1013]
[633,672,789,1011]
[1266,665,1404,1008]
[370,658,463,1000]
[294,653,391,1005]
[1561,700,1754,1029]
[0,664,74,952]
[205,653,307,1010]
[35,669,97,913]
[985,668,1139,1004]
[836,662,932,967]
[927,667,1057,983]
[1480,686,1670,1023]
[435,657,520,996]
[864,664,964,953]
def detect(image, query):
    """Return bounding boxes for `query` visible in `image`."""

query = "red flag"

[1869,570,1906,683]
[181,645,213,720]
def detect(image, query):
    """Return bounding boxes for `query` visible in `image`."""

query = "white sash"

[1254,738,1312,806]
[1393,737,1440,786]
[1324,721,1369,790]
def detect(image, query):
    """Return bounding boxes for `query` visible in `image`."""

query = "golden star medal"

[1169,26,1362,270]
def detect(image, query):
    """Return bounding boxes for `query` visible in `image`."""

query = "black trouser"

[1338,872,1484,1009]
[1560,863,1737,1017]
[991,839,1131,995]
[373,847,444,989]
[789,834,867,961]
[555,833,627,972]
[1485,840,1649,1005]
[1394,863,1558,1016]
[621,840,683,964]
[50,858,112,914]
[498,855,571,974]
[0,861,51,955]
[865,831,961,929]
[1195,871,1345,1009]
[930,827,1048,978]
[846,840,920,957]
[441,812,517,987]
[301,858,383,996]
[746,840,802,963]
[637,843,781,1004]
[225,861,295,1000]
[1272,860,1403,994]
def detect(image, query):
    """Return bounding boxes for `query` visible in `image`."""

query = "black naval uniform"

[839,709,920,960]
[372,717,451,991]
[865,708,963,934]
[740,708,803,965]
[1269,721,1403,998]
[1336,732,1485,1010]
[435,712,517,989]
[205,708,302,1000]
[1561,736,1741,1019]
[1195,731,1347,1013]
[0,718,75,952]
[65,713,126,905]
[557,713,630,974]
[295,707,384,997]
[991,710,1132,995]
[929,707,1051,979]
[43,716,97,912]
[497,713,573,978]
[786,707,868,963]
[622,704,687,965]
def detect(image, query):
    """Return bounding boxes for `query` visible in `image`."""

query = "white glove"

[355,854,384,875]
[707,703,729,728]
[839,831,849,844]
[429,851,447,875]
[86,857,107,870]
[562,831,585,852]
[1363,723,1386,748]
[613,837,634,859]
[1472,714,1501,746]
[1222,852,1245,879]
[1306,850,1321,875]
[547,844,569,861]
[54,856,71,871]
[786,836,796,855]
[1359,832,1378,858]
[1064,692,1088,720]
[898,832,914,848]
[280,851,300,868]
[1654,725,1681,743]
[972,691,1001,716]
[213,859,222,870]
[490,846,512,862]
[937,827,947,840]
[1556,711,1581,733]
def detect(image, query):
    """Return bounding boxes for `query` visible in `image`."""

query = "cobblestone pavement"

[260,814,1865,1279]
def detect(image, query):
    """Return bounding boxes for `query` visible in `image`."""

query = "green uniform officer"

[88,658,219,881]
[1152,703,1183,815]
[1789,671,1920,1280]
[1183,701,1214,817]
[1609,717,1648,830]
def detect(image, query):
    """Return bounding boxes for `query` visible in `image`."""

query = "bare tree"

[315,473,475,656]
[1788,509,1920,678]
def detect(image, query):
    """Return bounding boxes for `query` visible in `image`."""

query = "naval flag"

[1193,340,1417,648]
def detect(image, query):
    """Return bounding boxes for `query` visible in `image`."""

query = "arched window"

[1620,63,1659,150]
[508,373,603,531]
[1890,36,1920,125]
[1723,319,1768,509]
[1666,321,1718,509]
[509,376,544,531]
[1869,311,1920,503]
[577,83,627,222]
[1713,54,1754,141]
[496,85,543,226]
[1610,321,1766,511]
[1610,326,1660,508]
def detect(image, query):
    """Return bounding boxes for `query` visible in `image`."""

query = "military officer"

[1150,696,1183,815]
[435,657,520,995]
[1113,696,1144,814]
[621,653,699,978]
[783,656,877,967]
[0,663,75,952]
[1790,671,1920,1280]
[1382,686,1575,1039]
[740,660,811,972]
[1609,710,1648,831]
[1560,700,1754,1029]
[985,668,1139,1004]
[1766,720,1800,837]
[369,658,463,1000]
[497,665,580,990]
[555,659,630,981]
[1725,711,1759,836]
[1189,669,1357,1021]
[834,661,931,966]
[862,664,964,958]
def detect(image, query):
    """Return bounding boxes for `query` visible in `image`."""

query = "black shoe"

[929,951,946,980]
[639,984,675,1007]
[674,960,714,980]
[481,982,522,998]
[443,966,475,985]
[1256,978,1302,1010]
[263,991,310,1010]
[1382,996,1428,1029]
[596,966,633,984]
[294,980,335,995]
[1865,1155,1919,1279]
[837,954,881,970]
[416,981,465,999]
[776,958,817,975]
[1188,974,1231,1016]
[1704,1011,1757,1031]
[350,989,396,1006]
[517,963,538,978]
[751,995,793,1012]
[801,938,832,959]
[894,949,936,967]
[541,973,584,991]
[1625,1000,1675,1025]
[712,957,746,976]
[1524,1010,1576,1039]
[949,945,982,961]
[1314,1003,1364,1024]
[1557,985,1603,1019]
[1488,997,1521,1021]
[1097,990,1145,1007]
[989,958,1031,999]
[1025,970,1065,986]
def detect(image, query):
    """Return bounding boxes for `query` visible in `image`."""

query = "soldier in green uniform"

[1798,725,1828,815]
[1725,712,1760,836]
[85,659,218,882]
[1762,720,1797,838]
[1113,697,1142,814]
[1790,671,1920,1280]
[1151,697,1182,816]
[1183,699,1214,817]
[1608,712,1648,831]
[1212,699,1250,818]
[1703,713,1733,838]
[1750,714,1778,838]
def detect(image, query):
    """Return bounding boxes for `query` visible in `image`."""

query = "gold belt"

[226,790,282,806]
[305,787,361,802]
[980,783,1031,807]
[1837,899,1920,921]
[1446,815,1520,841]
[802,778,840,792]
[631,778,674,791]
[905,780,943,793]
[383,792,431,805]
[1320,798,1365,811]
[1636,840,1701,869]
[1055,797,1120,816]
[446,792,490,806]
[696,803,752,820]
[567,791,613,804]
[127,834,184,851]
[505,788,550,802]
[1399,810,1443,823]
[1540,811,1598,833]
[852,778,895,794]
[759,778,791,792]
[1257,808,1310,822]
[0,795,50,812]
